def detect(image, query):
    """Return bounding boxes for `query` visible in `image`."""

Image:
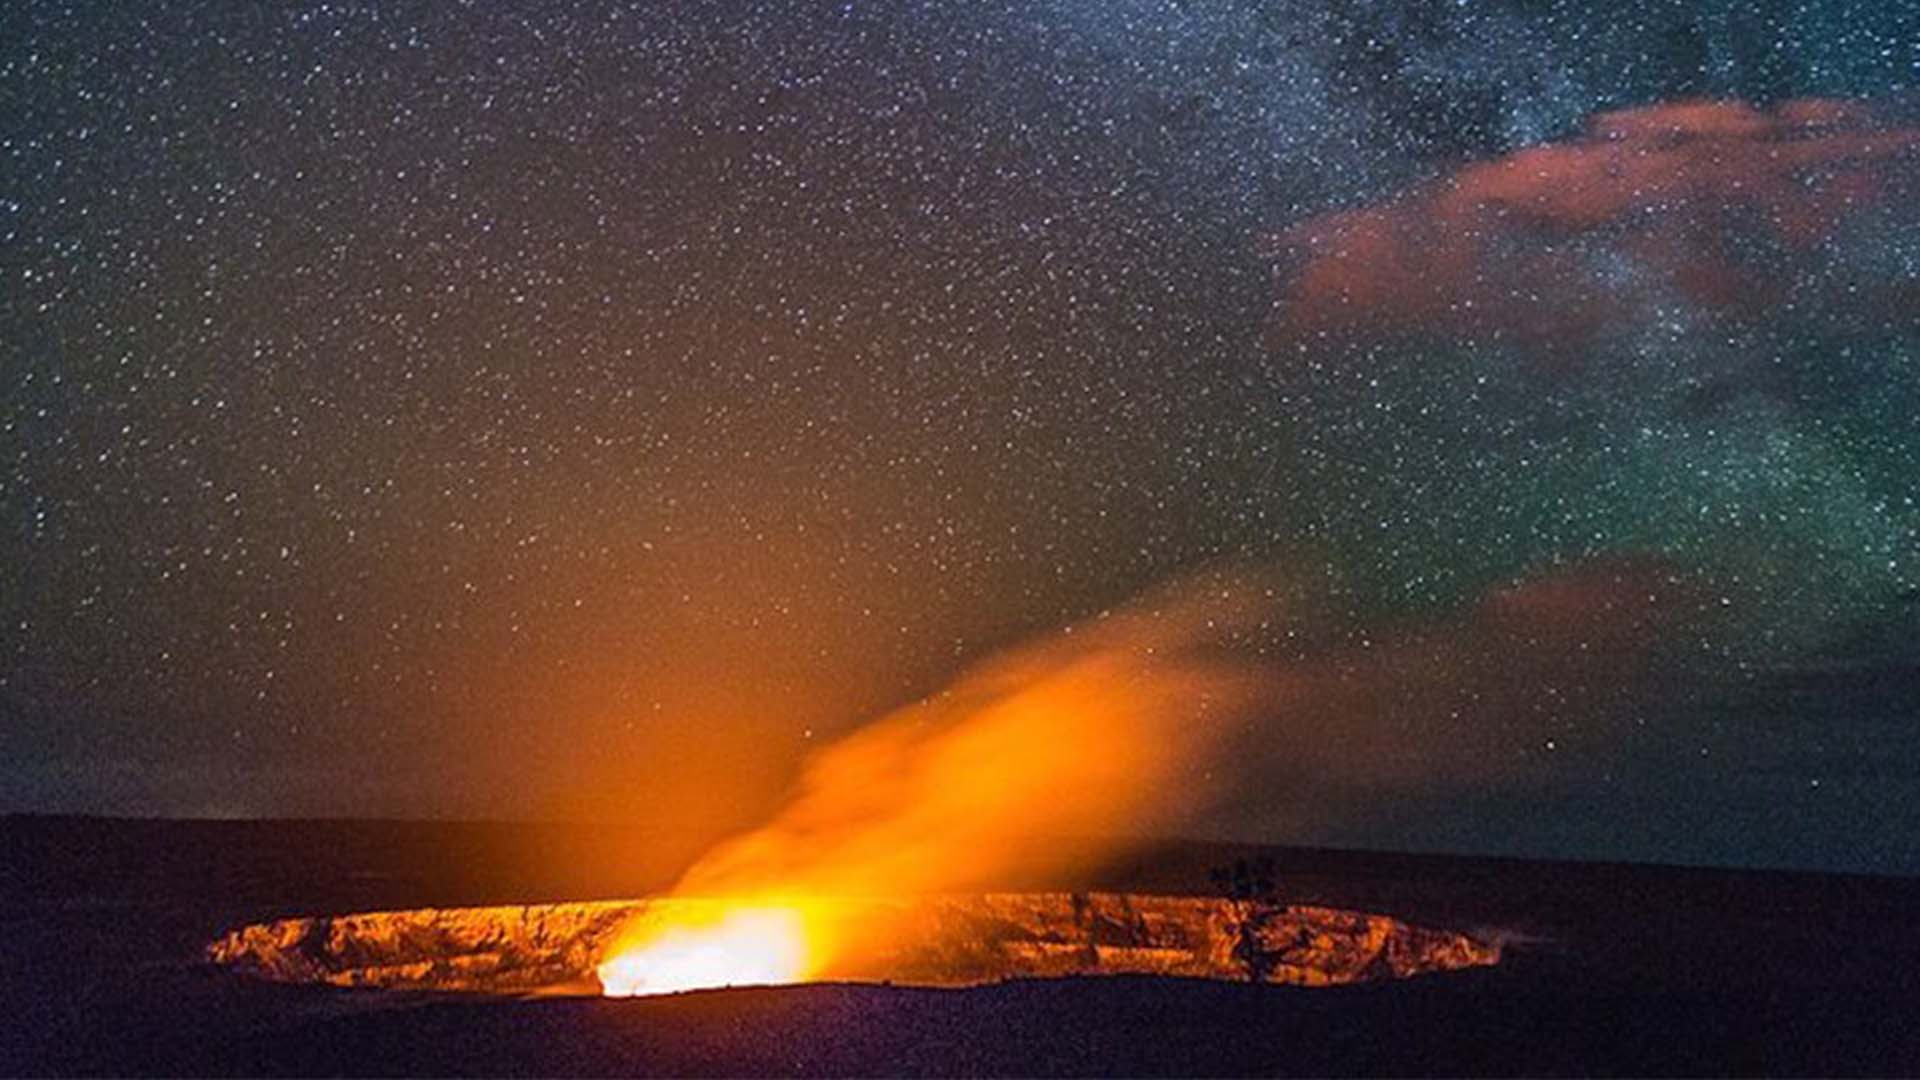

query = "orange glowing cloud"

[595,571,1281,991]
[666,572,1279,901]
[594,557,1711,992]
[1271,98,1920,350]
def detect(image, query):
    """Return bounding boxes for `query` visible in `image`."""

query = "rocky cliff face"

[207,893,1499,993]
[207,900,636,993]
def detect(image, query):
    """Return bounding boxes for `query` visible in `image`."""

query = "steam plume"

[668,572,1278,899]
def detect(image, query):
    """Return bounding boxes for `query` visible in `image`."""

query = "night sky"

[4,1,1918,874]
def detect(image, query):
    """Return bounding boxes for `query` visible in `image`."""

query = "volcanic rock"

[207,893,1499,993]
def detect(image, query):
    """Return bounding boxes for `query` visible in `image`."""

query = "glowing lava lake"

[207,893,1501,996]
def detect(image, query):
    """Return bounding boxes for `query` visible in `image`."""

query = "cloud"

[1218,557,1701,816]
[665,569,1280,898]
[1269,98,1920,351]
[650,557,1704,904]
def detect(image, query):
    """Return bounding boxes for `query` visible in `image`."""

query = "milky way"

[3,1,1917,871]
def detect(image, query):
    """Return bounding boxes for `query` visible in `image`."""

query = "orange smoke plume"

[671,573,1277,899]
[596,573,1279,993]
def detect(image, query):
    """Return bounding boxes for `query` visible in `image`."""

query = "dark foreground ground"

[4,816,1919,1076]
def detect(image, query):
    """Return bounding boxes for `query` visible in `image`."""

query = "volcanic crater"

[207,892,1501,995]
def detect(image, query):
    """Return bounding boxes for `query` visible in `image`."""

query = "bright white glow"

[596,906,810,997]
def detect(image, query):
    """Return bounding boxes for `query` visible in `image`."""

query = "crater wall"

[207,892,1500,993]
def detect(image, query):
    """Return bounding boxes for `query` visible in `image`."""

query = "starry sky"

[3,0,1918,874]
